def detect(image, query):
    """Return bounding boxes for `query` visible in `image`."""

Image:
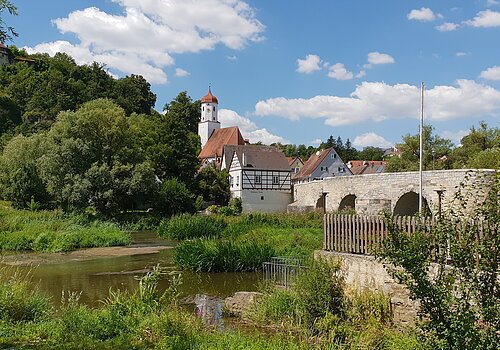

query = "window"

[321,166,328,172]
[255,175,262,184]
[230,176,234,187]
[272,176,279,185]
[236,176,239,186]
[261,196,264,200]
[331,153,337,159]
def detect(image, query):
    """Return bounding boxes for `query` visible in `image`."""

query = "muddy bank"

[0,244,172,266]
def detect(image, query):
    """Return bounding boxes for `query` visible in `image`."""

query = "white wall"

[240,189,292,213]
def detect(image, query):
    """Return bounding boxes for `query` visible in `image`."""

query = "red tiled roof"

[293,148,331,180]
[201,88,218,104]
[347,160,386,175]
[199,126,245,159]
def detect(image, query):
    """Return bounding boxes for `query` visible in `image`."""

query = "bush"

[0,269,52,322]
[158,214,226,240]
[156,179,195,216]
[174,239,275,272]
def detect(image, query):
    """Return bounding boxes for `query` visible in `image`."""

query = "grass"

[169,212,323,272]
[174,238,275,272]
[0,201,131,252]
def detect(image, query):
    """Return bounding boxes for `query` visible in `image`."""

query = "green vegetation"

[174,239,275,272]
[247,258,420,349]
[0,0,17,43]
[158,214,226,240]
[0,266,322,349]
[377,172,499,349]
[165,212,323,272]
[0,201,130,252]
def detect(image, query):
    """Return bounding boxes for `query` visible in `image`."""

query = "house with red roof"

[292,148,351,184]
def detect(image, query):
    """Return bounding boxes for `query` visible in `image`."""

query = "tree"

[195,166,230,205]
[156,179,195,216]
[0,91,21,135]
[378,172,499,349]
[113,74,156,116]
[163,91,201,133]
[0,0,17,43]
[451,122,500,169]
[357,146,385,161]
[386,125,454,172]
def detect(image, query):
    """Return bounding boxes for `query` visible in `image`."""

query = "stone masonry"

[289,169,496,215]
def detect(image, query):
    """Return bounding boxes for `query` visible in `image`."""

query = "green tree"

[386,125,454,172]
[113,74,156,116]
[0,134,50,208]
[451,122,500,169]
[378,172,499,349]
[0,91,21,135]
[156,178,195,216]
[163,91,201,133]
[195,166,230,205]
[358,146,385,161]
[0,0,17,43]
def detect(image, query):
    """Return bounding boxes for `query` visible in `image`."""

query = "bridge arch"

[393,191,430,216]
[338,194,356,212]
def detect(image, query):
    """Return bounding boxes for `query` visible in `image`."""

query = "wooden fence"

[323,214,436,255]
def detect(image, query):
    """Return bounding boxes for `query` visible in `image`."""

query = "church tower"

[198,87,220,148]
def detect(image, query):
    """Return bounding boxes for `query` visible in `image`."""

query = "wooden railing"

[323,214,435,255]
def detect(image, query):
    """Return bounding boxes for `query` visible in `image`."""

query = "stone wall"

[315,250,418,325]
[290,169,495,215]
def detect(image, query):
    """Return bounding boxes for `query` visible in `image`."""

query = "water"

[0,231,260,307]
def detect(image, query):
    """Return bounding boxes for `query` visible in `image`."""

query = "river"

[0,231,260,307]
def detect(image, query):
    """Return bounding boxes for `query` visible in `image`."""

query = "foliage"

[195,165,230,206]
[0,200,131,252]
[377,172,499,349]
[0,91,21,136]
[0,52,156,126]
[320,135,359,161]
[156,179,194,216]
[357,146,385,161]
[271,142,318,160]
[386,125,454,172]
[450,122,499,169]
[0,0,17,43]
[158,213,226,240]
[249,260,417,349]
[174,238,275,272]
[163,90,201,134]
[0,269,52,322]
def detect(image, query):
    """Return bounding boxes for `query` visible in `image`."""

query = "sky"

[6,0,500,148]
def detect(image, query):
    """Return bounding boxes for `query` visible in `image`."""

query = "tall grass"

[158,213,226,240]
[0,201,131,252]
[174,239,275,272]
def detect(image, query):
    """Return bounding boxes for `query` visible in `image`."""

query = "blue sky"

[7,0,500,148]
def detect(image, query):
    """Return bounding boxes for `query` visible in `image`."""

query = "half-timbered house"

[222,145,292,212]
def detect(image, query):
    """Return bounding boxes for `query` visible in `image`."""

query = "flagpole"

[419,82,424,214]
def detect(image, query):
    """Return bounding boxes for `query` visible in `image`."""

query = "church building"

[197,88,292,212]
[198,88,246,168]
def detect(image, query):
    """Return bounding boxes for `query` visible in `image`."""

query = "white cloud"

[355,70,367,78]
[327,63,354,80]
[175,68,189,77]
[367,52,395,65]
[296,54,322,74]
[407,7,442,22]
[480,66,500,80]
[440,130,469,145]
[465,10,500,27]
[353,133,393,149]
[25,1,264,84]
[487,0,499,7]
[456,52,469,57]
[254,80,500,126]
[226,55,238,60]
[435,22,459,31]
[219,109,288,144]
[310,138,322,146]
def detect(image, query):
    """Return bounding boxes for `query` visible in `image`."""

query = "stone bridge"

[288,169,496,216]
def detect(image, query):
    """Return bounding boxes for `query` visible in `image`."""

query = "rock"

[224,291,263,316]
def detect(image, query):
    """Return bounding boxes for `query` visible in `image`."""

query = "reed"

[158,213,226,240]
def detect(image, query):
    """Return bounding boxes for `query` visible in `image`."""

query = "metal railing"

[263,256,306,289]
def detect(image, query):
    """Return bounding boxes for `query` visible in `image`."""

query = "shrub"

[158,214,226,240]
[156,179,195,216]
[0,269,52,322]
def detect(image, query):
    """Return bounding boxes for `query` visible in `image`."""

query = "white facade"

[224,148,292,213]
[198,101,220,148]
